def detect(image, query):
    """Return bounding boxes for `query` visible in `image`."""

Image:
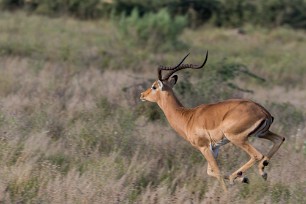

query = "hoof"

[263,160,269,166]
[236,175,249,184]
[262,172,268,180]
[242,177,249,184]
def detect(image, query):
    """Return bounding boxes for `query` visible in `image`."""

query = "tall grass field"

[0,11,305,203]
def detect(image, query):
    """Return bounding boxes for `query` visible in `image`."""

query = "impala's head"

[140,51,208,103]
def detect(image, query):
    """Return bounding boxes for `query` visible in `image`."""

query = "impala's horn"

[157,51,208,81]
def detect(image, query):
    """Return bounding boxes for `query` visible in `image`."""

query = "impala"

[140,51,285,191]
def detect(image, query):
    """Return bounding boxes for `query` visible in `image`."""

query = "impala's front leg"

[199,146,227,192]
[207,146,220,177]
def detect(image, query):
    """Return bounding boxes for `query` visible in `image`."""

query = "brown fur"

[140,78,285,191]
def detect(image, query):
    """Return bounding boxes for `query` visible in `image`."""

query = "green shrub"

[2,0,306,29]
[66,0,104,19]
[115,8,188,51]
[215,0,306,29]
[256,0,306,29]
[213,0,256,27]
[34,0,106,18]
[113,0,218,28]
[0,0,23,10]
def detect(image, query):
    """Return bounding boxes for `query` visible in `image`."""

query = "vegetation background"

[0,0,305,203]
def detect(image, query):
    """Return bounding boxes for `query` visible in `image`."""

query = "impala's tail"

[248,116,274,137]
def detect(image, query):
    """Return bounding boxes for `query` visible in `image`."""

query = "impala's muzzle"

[140,93,146,101]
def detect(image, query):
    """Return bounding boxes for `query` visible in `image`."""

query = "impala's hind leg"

[257,131,285,179]
[226,135,264,184]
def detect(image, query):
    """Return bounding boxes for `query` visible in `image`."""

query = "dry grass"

[0,12,305,203]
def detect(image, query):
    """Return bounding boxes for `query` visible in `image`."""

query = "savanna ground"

[0,11,305,203]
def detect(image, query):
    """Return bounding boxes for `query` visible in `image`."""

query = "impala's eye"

[151,86,157,90]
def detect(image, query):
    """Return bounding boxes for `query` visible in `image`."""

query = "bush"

[256,0,306,29]
[112,0,218,28]
[213,0,256,27]
[115,8,188,51]
[214,0,306,29]
[0,0,23,10]
[2,0,306,29]
[8,0,109,19]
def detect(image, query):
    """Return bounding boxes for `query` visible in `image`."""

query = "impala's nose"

[140,93,145,101]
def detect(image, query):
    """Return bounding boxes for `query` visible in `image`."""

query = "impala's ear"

[169,75,178,87]
[157,80,164,89]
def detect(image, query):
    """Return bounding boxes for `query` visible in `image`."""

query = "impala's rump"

[206,100,270,136]
[189,99,273,150]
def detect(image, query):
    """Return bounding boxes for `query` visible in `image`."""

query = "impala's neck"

[157,90,191,139]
